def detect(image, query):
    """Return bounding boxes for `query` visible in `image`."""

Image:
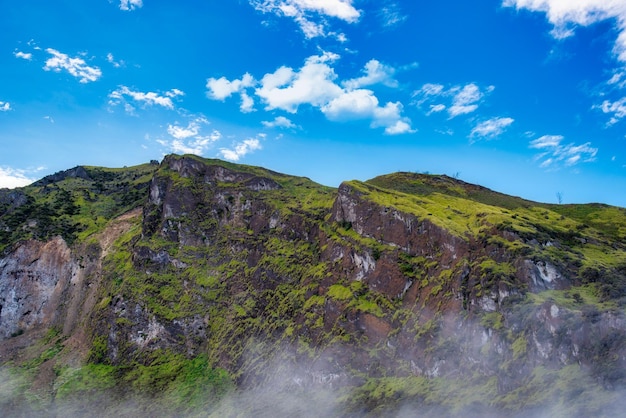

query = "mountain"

[1,154,626,417]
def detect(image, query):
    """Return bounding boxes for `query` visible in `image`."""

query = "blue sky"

[1,1,626,206]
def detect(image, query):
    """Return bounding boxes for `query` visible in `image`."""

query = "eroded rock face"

[0,237,72,339]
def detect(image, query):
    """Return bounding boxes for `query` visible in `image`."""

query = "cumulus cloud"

[262,116,297,129]
[470,117,515,139]
[322,89,414,134]
[119,0,143,11]
[249,0,360,39]
[14,51,32,60]
[413,83,494,119]
[503,0,626,62]
[43,49,102,83]
[207,53,414,135]
[0,101,11,112]
[108,86,184,113]
[220,137,263,161]
[530,134,598,169]
[206,73,256,113]
[342,59,398,89]
[0,167,34,188]
[256,52,343,113]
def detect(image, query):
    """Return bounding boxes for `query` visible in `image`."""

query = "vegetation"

[2,156,626,416]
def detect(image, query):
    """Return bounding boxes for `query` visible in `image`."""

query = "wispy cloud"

[108,86,184,113]
[249,0,360,39]
[0,167,34,188]
[596,97,626,126]
[503,0,626,62]
[504,1,626,127]
[530,134,598,169]
[107,53,125,68]
[470,117,514,139]
[413,82,494,119]
[378,2,408,28]
[167,117,209,140]
[207,53,415,135]
[0,101,11,112]
[119,0,143,11]
[262,116,297,129]
[220,136,263,161]
[14,51,32,60]
[158,116,221,156]
[449,84,493,118]
[43,48,102,83]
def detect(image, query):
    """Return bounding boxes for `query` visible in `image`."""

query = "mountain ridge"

[1,154,626,417]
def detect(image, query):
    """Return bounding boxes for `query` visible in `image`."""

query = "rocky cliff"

[1,155,626,417]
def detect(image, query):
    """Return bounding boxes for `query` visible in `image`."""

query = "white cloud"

[256,53,343,113]
[208,53,414,134]
[159,116,221,156]
[167,132,220,155]
[322,89,414,134]
[530,134,564,149]
[43,49,102,83]
[14,51,32,60]
[449,84,484,118]
[166,89,184,98]
[219,137,263,161]
[0,167,34,188]
[262,116,297,129]
[342,59,398,89]
[119,0,143,11]
[206,73,256,112]
[414,82,493,118]
[322,89,382,120]
[206,73,255,100]
[503,0,626,62]
[0,101,11,112]
[378,2,408,28]
[383,120,415,135]
[529,134,598,168]
[240,92,256,113]
[596,97,626,125]
[249,0,360,38]
[109,86,184,112]
[167,117,209,140]
[470,117,515,139]
[608,70,626,88]
[107,53,125,68]
[428,104,446,114]
[418,83,445,97]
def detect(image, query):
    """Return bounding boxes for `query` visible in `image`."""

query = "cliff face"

[1,155,626,416]
[0,237,72,339]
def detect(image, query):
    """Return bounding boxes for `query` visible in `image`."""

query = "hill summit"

[1,154,626,417]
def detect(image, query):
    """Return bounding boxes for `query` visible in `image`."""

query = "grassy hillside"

[2,157,626,417]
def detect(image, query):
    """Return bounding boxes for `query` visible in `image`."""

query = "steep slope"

[1,156,626,417]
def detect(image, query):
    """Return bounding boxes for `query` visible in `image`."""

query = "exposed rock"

[0,237,72,339]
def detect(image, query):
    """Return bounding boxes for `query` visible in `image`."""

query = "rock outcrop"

[1,155,626,416]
